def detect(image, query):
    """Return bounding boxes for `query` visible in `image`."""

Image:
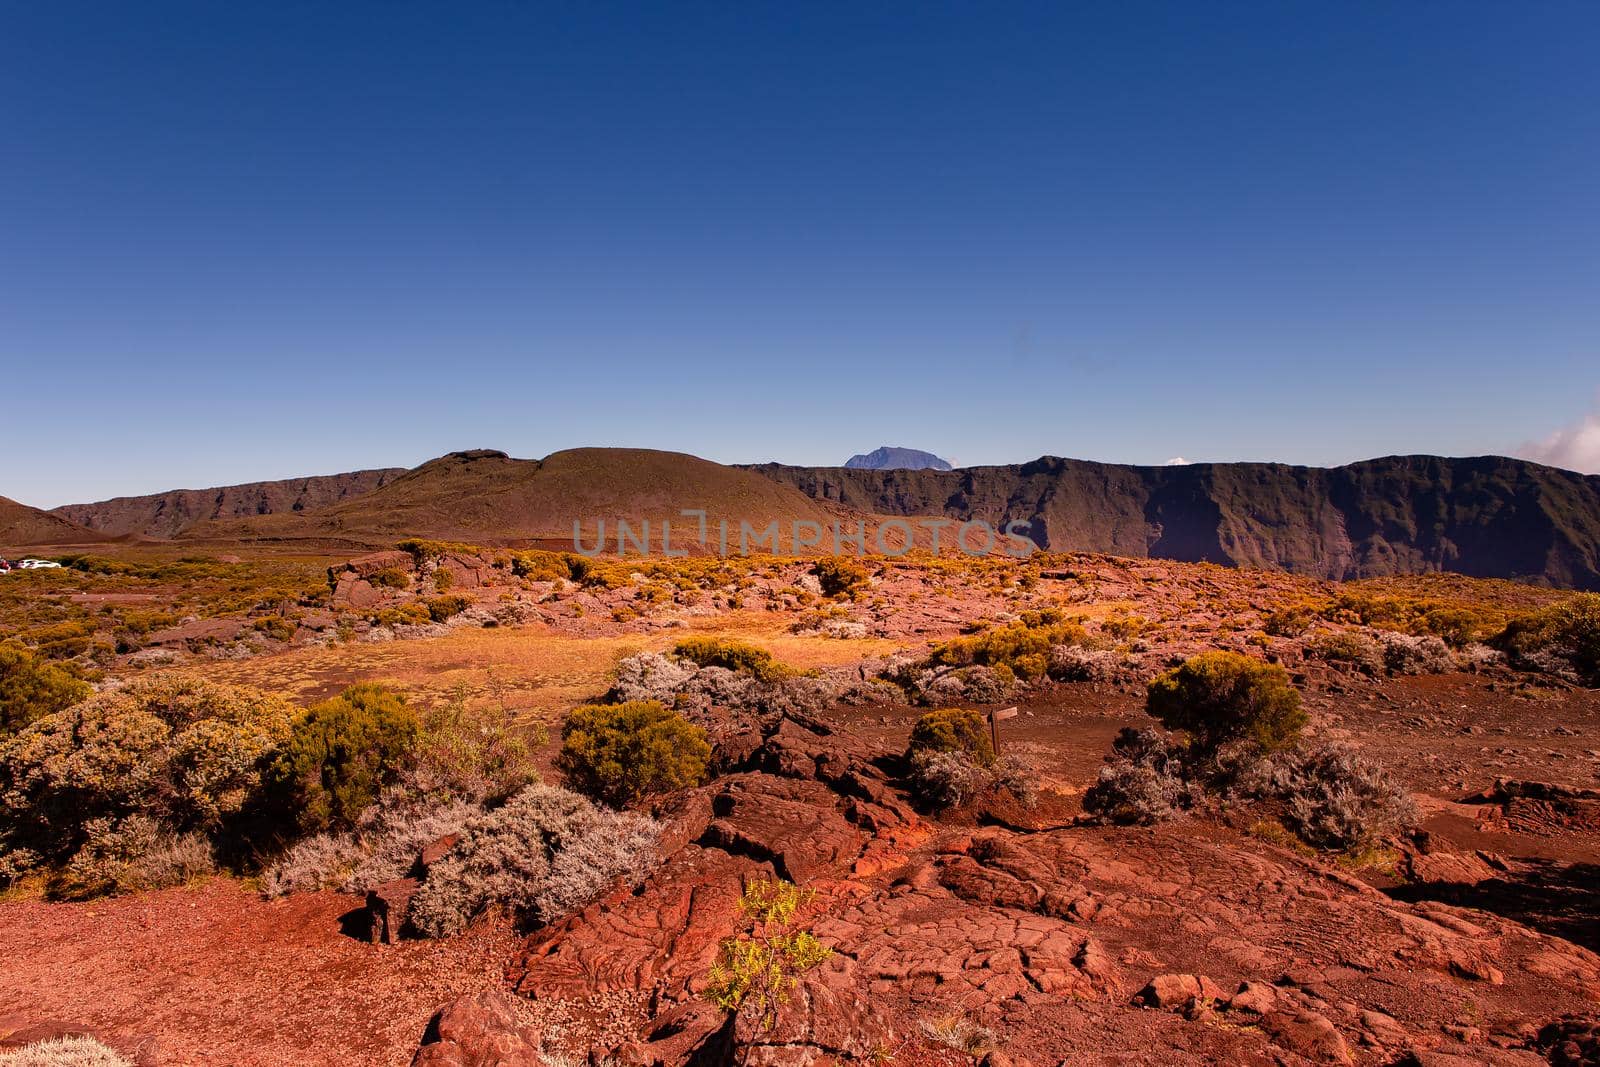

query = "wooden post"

[990,706,1018,757]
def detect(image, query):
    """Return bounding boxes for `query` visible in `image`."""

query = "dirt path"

[0,881,522,1067]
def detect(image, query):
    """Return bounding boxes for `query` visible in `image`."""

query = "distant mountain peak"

[844,446,953,471]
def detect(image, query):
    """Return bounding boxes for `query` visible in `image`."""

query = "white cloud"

[1518,412,1600,474]
[1164,456,1190,466]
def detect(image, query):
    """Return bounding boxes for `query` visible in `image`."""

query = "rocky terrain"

[1,542,1597,1065]
[52,468,406,539]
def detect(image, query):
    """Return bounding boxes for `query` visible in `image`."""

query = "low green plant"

[703,877,833,1029]
[368,567,410,590]
[425,594,472,622]
[0,677,294,875]
[251,616,297,642]
[907,707,995,767]
[267,683,421,834]
[671,636,795,682]
[925,609,1088,681]
[555,701,710,807]
[0,642,89,736]
[812,557,869,599]
[1146,651,1305,756]
[1498,593,1600,684]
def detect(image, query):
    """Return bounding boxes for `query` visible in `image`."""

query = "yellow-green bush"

[1146,651,1305,755]
[926,609,1087,681]
[555,701,710,807]
[812,557,869,599]
[1498,593,1600,684]
[425,594,472,622]
[0,642,89,735]
[267,683,421,834]
[368,567,410,589]
[0,677,294,873]
[251,616,298,642]
[671,637,794,683]
[907,708,995,768]
[397,538,486,562]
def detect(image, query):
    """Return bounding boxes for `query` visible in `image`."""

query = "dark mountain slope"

[0,496,109,549]
[54,468,406,539]
[184,448,864,548]
[747,455,1600,588]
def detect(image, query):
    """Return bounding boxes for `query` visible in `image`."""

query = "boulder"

[1260,1009,1351,1064]
[412,992,547,1067]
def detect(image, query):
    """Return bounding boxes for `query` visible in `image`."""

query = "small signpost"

[990,706,1019,756]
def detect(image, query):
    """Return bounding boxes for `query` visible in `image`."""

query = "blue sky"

[3,2,1597,507]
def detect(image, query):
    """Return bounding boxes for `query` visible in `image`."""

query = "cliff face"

[53,468,406,539]
[747,455,1600,589]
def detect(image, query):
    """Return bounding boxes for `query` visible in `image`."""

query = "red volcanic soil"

[0,882,523,1067]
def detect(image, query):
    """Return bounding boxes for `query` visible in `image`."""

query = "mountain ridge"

[41,449,1600,588]
[51,467,407,539]
[746,453,1600,588]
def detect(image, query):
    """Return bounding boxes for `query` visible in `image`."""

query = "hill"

[748,454,1600,588]
[0,496,109,549]
[184,448,870,550]
[53,467,405,539]
[844,446,953,471]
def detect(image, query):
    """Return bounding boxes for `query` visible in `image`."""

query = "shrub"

[251,615,297,642]
[0,642,89,735]
[1145,651,1305,756]
[907,749,988,810]
[0,1035,134,1067]
[556,701,709,807]
[267,683,421,834]
[368,567,410,589]
[1047,644,1121,682]
[907,748,1035,812]
[1380,633,1454,675]
[1498,593,1600,684]
[812,558,869,599]
[398,699,541,808]
[907,708,995,767]
[260,829,362,897]
[408,784,659,937]
[1082,728,1191,825]
[344,796,481,893]
[0,677,293,868]
[1309,631,1384,674]
[671,637,793,682]
[703,877,833,1030]
[1247,743,1418,852]
[51,815,215,899]
[1262,606,1315,638]
[424,595,472,622]
[926,612,1088,681]
[609,651,698,705]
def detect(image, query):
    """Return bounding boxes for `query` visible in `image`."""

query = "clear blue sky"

[4,2,1597,507]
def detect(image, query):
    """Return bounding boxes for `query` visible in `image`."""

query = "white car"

[17,559,63,569]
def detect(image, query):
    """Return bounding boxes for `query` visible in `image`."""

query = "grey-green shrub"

[408,784,659,937]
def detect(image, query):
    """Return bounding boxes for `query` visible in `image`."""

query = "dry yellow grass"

[185,611,904,725]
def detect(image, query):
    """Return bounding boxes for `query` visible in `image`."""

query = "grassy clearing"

[182,611,902,723]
